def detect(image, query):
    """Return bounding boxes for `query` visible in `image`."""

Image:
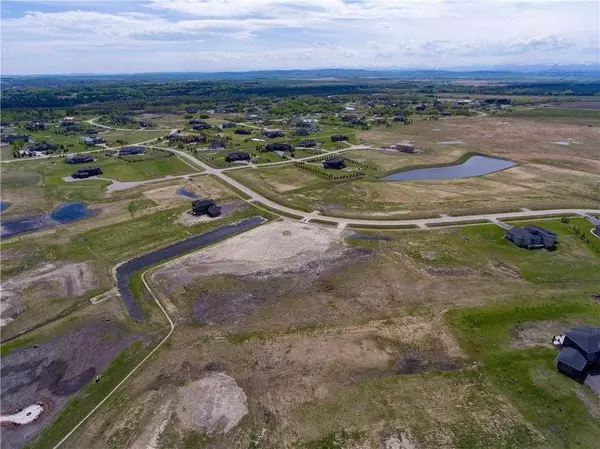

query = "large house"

[505,225,557,250]
[25,122,45,131]
[81,136,106,146]
[66,154,95,164]
[322,157,346,169]
[331,134,349,142]
[225,152,251,163]
[119,146,146,156]
[3,134,30,144]
[265,143,292,152]
[554,327,600,377]
[262,129,285,138]
[191,199,222,218]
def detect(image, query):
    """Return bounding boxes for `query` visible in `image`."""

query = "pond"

[1,202,95,239]
[381,155,516,181]
[116,216,265,322]
[176,188,199,199]
[0,202,9,212]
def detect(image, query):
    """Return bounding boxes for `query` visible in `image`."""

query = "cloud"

[1,0,598,74]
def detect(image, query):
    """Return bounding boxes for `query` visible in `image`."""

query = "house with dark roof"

[225,152,251,163]
[331,134,349,142]
[555,327,600,377]
[191,199,221,217]
[81,136,106,146]
[265,143,292,152]
[235,128,252,135]
[3,134,30,144]
[26,122,45,131]
[322,157,346,169]
[298,139,317,148]
[119,146,146,156]
[505,226,557,250]
[28,142,56,153]
[66,154,95,164]
[262,129,285,138]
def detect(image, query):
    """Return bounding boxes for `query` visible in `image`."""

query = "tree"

[11,139,25,153]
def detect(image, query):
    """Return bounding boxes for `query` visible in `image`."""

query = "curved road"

[150,146,600,229]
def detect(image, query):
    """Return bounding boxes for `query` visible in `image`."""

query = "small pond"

[1,202,95,239]
[381,155,516,181]
[0,202,9,212]
[176,188,200,199]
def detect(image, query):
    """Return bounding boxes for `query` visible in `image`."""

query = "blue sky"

[1,0,598,75]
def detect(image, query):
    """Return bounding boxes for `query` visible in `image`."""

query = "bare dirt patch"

[1,262,98,327]
[511,321,566,349]
[1,322,139,448]
[175,372,248,434]
[424,267,479,277]
[154,220,346,286]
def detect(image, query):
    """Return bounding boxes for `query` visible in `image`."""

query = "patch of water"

[176,188,200,199]
[50,202,94,223]
[382,155,516,181]
[0,202,9,212]
[1,202,95,239]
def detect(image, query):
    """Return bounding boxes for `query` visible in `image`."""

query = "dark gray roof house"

[265,143,292,152]
[3,134,30,144]
[323,157,346,169]
[506,226,557,250]
[119,146,146,156]
[225,152,250,162]
[555,326,600,377]
[66,154,95,164]
[192,199,221,217]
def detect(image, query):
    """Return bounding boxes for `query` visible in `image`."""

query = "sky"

[1,0,599,75]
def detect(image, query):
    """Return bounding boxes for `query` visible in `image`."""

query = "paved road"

[150,146,600,228]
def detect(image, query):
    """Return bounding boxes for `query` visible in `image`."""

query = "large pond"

[381,155,516,181]
[1,202,95,239]
[116,216,265,322]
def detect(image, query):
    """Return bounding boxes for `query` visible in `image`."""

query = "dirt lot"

[1,316,138,449]
[358,116,600,174]
[0,262,102,335]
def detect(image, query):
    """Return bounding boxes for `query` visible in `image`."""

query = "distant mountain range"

[2,64,598,84]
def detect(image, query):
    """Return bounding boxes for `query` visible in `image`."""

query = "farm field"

[51,218,600,449]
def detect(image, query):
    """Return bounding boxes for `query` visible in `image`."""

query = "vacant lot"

[61,219,600,448]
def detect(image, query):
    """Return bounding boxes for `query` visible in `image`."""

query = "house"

[235,128,252,135]
[27,142,56,153]
[66,154,95,164]
[245,114,262,121]
[225,152,251,163]
[191,199,222,217]
[262,129,285,138]
[505,226,557,250]
[414,104,427,111]
[26,122,45,131]
[555,327,600,376]
[323,157,346,169]
[295,128,310,136]
[119,146,146,156]
[265,143,292,152]
[139,121,151,128]
[72,166,103,179]
[331,135,349,142]
[298,139,317,148]
[81,136,106,146]
[3,134,30,144]
[394,142,415,153]
[62,117,75,124]
[222,122,237,129]
[185,107,198,114]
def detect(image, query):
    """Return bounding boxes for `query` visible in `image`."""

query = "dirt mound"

[176,372,247,434]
